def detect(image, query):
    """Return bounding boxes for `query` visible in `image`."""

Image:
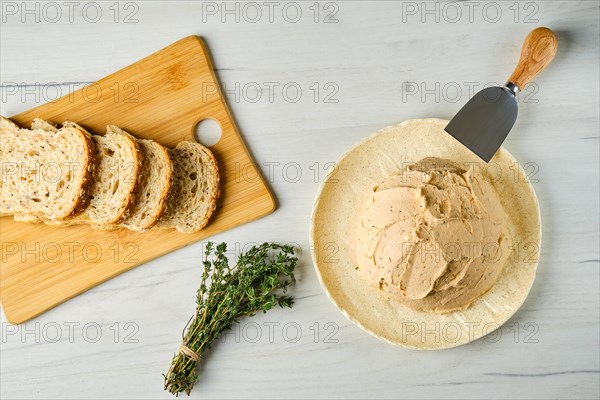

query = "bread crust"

[122,139,173,231]
[147,142,174,229]
[104,125,143,226]
[192,144,220,232]
[65,126,96,219]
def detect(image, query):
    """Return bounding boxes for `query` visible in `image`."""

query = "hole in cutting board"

[194,118,222,147]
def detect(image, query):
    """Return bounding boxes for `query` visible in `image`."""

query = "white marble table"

[1,1,598,398]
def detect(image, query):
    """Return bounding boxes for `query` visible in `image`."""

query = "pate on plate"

[310,118,541,350]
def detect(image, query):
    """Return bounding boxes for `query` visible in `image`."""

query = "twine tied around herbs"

[178,314,200,362]
[178,343,200,362]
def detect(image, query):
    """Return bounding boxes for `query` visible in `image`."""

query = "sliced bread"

[51,125,171,231]
[15,121,143,227]
[0,117,95,220]
[154,141,220,233]
[121,136,173,231]
[60,123,143,226]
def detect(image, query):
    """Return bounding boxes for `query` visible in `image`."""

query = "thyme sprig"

[164,242,298,396]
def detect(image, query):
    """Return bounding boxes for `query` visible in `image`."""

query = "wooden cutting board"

[0,36,276,324]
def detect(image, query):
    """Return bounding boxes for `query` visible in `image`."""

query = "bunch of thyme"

[164,242,298,396]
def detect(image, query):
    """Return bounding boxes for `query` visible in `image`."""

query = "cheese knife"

[445,27,558,162]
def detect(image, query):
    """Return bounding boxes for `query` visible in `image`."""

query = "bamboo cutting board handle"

[508,27,558,90]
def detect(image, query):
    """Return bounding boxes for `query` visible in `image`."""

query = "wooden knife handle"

[508,27,558,90]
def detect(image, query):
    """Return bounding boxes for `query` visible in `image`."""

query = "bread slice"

[10,119,61,223]
[11,120,64,224]
[0,116,95,220]
[121,137,173,231]
[154,141,220,233]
